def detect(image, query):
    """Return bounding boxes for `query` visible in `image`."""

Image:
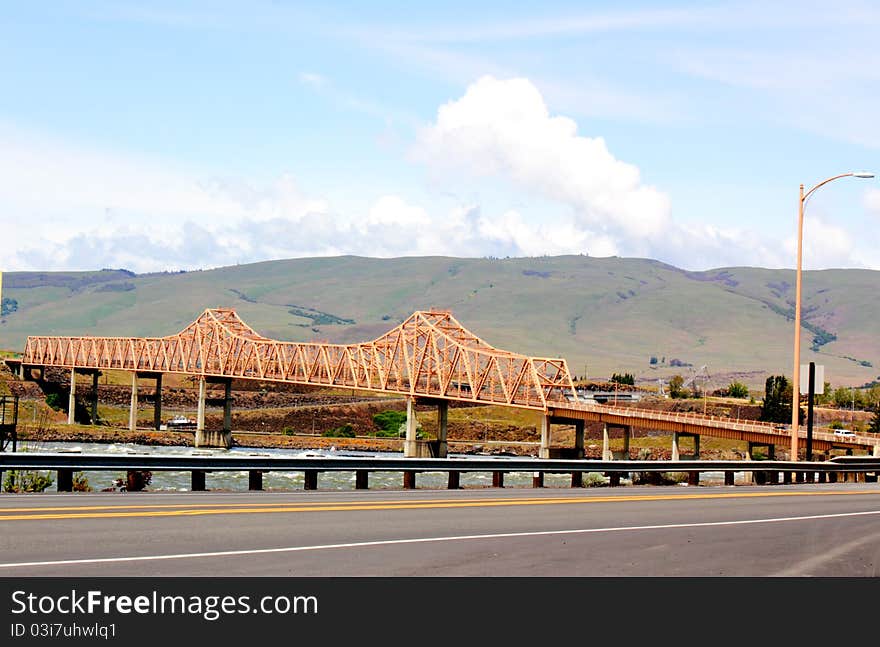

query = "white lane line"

[2,509,879,569]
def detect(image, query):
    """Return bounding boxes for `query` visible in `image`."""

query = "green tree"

[869,405,880,434]
[610,372,635,386]
[760,375,804,424]
[667,375,685,399]
[726,381,749,398]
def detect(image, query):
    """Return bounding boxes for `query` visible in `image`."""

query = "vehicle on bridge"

[164,415,196,431]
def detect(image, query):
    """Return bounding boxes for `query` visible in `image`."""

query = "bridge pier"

[193,377,232,448]
[67,368,76,425]
[153,374,163,431]
[403,397,419,458]
[602,423,630,460]
[540,415,551,459]
[574,420,584,458]
[89,372,99,424]
[129,373,138,431]
[196,377,206,433]
[437,400,448,458]
[747,441,775,484]
[672,432,700,461]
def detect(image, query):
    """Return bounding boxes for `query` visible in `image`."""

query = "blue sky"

[1,0,878,272]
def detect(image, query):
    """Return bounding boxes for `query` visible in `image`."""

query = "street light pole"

[790,171,874,461]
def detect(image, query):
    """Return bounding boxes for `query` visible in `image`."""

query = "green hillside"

[1,256,877,388]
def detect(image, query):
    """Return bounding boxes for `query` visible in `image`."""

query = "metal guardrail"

[1,452,879,474]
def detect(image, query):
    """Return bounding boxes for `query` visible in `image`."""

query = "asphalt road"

[2,484,879,576]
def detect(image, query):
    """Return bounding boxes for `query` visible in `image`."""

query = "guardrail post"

[248,470,262,491]
[724,471,735,486]
[795,472,805,483]
[304,470,319,490]
[532,472,544,488]
[447,472,460,489]
[818,471,826,483]
[57,468,73,492]
[403,470,416,489]
[608,472,620,487]
[571,471,583,488]
[828,471,837,483]
[688,471,699,486]
[782,471,791,485]
[191,470,206,491]
[355,470,369,489]
[492,471,505,488]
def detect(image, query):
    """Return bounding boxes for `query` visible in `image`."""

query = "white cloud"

[866,189,880,215]
[417,76,672,241]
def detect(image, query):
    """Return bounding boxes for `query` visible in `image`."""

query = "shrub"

[73,472,91,492]
[283,427,296,436]
[322,424,355,438]
[828,420,844,429]
[45,392,64,411]
[583,472,607,487]
[3,470,53,492]
[373,410,407,433]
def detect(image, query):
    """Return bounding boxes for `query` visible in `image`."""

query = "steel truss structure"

[21,308,576,409]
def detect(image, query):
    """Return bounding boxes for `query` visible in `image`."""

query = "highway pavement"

[1,483,879,576]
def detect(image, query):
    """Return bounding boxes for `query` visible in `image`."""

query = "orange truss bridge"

[10,307,879,459]
[20,308,576,410]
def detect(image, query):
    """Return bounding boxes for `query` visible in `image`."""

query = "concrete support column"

[602,423,612,461]
[67,368,76,425]
[196,377,206,431]
[19,363,25,380]
[437,400,448,458]
[693,434,700,460]
[128,373,138,431]
[540,415,551,459]
[574,420,585,458]
[91,372,99,425]
[874,445,880,458]
[621,426,630,460]
[671,431,680,462]
[222,379,232,432]
[403,397,418,458]
[153,374,163,431]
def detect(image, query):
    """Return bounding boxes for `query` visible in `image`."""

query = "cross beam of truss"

[21,308,576,410]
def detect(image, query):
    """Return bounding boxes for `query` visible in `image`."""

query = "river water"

[14,441,587,492]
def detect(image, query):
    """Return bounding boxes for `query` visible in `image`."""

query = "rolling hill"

[1,255,877,389]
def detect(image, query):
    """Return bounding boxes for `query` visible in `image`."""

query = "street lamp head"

[852,171,875,178]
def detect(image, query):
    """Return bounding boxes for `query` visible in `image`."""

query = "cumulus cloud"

[416,76,672,240]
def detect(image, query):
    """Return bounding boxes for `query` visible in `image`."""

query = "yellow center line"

[0,489,878,522]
